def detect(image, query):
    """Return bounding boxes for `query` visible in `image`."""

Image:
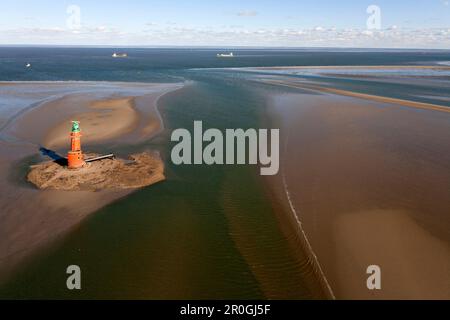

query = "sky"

[0,0,449,48]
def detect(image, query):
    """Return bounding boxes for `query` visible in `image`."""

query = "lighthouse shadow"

[39,147,68,166]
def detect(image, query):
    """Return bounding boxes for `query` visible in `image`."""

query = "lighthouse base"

[67,151,85,169]
[28,152,165,191]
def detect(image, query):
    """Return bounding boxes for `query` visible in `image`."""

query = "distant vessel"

[26,63,32,68]
[112,53,128,58]
[217,52,234,58]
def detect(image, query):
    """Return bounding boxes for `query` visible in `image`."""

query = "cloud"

[236,10,258,17]
[1,25,450,49]
[0,25,126,44]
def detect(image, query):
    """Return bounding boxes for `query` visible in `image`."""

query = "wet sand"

[265,88,450,299]
[252,65,450,71]
[0,82,183,283]
[44,97,139,148]
[262,79,450,113]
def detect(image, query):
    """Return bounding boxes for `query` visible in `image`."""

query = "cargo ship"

[112,52,128,58]
[217,52,234,58]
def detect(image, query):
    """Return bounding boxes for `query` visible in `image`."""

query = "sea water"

[0,47,449,299]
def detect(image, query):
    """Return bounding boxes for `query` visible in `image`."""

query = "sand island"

[28,151,165,191]
[27,121,165,191]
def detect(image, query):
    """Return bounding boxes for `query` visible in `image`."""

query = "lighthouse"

[67,121,85,169]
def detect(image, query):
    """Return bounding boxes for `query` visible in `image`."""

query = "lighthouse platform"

[27,152,165,191]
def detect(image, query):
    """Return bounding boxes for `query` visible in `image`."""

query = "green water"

[0,76,320,299]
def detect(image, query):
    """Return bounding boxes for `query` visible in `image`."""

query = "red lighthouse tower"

[67,121,85,169]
